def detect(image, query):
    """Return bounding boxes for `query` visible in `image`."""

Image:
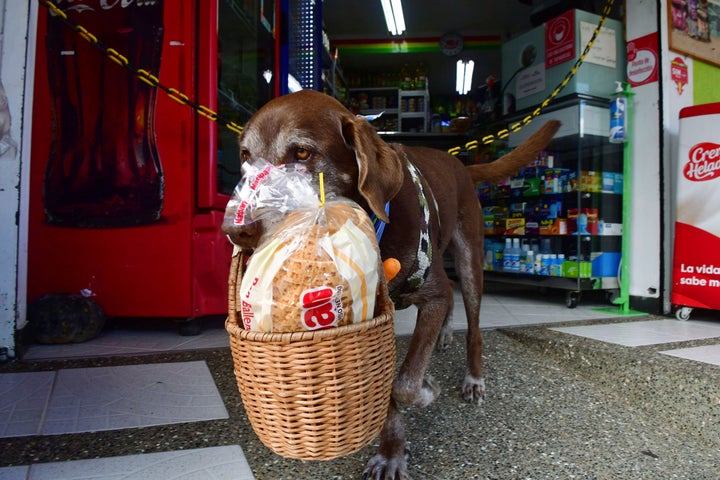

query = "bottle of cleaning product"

[540,254,549,276]
[534,253,543,275]
[511,238,521,272]
[503,238,512,271]
[525,250,535,274]
[609,81,627,144]
[494,243,504,271]
[557,254,565,277]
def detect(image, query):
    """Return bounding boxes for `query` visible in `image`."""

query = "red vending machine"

[28,1,277,333]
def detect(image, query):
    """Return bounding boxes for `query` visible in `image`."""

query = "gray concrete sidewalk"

[3,314,719,479]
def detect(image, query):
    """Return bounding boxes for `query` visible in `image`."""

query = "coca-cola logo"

[54,0,159,13]
[685,142,720,181]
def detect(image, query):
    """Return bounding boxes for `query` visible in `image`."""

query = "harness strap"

[386,146,439,305]
[370,202,391,242]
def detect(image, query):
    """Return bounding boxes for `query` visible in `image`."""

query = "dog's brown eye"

[241,149,251,161]
[295,147,311,161]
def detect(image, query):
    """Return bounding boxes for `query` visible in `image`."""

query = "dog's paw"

[436,322,453,351]
[461,374,486,405]
[363,450,410,480]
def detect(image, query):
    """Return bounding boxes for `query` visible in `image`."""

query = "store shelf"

[399,88,429,133]
[322,45,347,103]
[481,97,624,307]
[349,85,430,132]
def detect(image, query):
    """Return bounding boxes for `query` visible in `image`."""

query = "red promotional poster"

[545,10,575,68]
[672,103,720,311]
[626,32,659,87]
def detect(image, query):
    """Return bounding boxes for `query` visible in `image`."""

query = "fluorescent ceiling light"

[456,60,474,95]
[381,0,405,36]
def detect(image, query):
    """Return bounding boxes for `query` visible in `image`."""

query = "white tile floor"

[659,343,720,366]
[3,445,254,480]
[551,319,720,347]
[0,361,228,438]
[3,286,720,479]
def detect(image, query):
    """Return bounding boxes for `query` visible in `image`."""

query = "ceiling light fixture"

[381,0,406,36]
[456,60,474,95]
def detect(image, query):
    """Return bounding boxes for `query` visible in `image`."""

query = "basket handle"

[227,248,245,327]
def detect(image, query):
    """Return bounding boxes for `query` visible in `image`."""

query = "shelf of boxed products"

[348,85,430,133]
[348,87,400,132]
[479,97,624,304]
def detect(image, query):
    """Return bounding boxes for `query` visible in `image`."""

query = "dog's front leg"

[364,300,446,479]
[363,399,409,480]
[393,300,446,407]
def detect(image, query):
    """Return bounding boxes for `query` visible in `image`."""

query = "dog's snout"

[225,221,263,250]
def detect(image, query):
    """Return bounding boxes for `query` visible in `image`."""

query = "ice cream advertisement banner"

[672,103,720,309]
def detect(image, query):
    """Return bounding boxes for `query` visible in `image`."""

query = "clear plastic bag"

[223,160,383,332]
[222,159,318,239]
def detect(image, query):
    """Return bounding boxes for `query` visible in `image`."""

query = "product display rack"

[399,86,429,132]
[349,85,429,133]
[322,45,347,103]
[480,96,623,307]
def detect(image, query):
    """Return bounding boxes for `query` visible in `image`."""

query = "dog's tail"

[466,119,561,185]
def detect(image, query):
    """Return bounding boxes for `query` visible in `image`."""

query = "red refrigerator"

[28,1,277,331]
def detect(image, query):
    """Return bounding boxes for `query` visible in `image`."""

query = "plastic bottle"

[511,238,521,272]
[535,254,543,275]
[557,254,566,277]
[494,243,504,271]
[502,238,512,271]
[414,62,427,90]
[609,81,628,143]
[525,250,535,274]
[540,238,552,255]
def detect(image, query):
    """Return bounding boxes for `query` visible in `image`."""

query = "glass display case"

[480,97,623,307]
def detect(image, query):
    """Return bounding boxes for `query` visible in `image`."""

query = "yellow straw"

[319,172,326,207]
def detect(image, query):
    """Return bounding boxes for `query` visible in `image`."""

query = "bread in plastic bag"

[222,159,383,332]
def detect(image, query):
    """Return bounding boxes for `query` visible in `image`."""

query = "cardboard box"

[483,207,496,235]
[562,260,592,278]
[506,217,526,235]
[523,177,542,196]
[539,218,557,235]
[591,252,621,277]
[600,222,622,235]
[501,9,625,111]
[580,171,602,192]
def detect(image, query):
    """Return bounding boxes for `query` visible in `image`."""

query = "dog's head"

[232,90,404,249]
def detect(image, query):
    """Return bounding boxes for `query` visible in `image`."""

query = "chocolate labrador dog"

[229,89,560,479]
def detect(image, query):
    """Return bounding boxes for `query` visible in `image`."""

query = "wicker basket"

[226,250,396,460]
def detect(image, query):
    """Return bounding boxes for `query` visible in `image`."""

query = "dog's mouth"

[225,220,263,251]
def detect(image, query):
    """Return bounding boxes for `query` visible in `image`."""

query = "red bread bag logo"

[685,142,720,181]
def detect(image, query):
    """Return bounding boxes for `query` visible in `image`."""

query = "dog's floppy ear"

[342,116,403,223]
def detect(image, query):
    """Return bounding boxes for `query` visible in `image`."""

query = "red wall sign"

[626,32,659,87]
[545,10,575,68]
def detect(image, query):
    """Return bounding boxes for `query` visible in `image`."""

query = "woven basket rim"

[226,309,393,343]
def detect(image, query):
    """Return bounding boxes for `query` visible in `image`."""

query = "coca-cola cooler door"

[196,0,277,210]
